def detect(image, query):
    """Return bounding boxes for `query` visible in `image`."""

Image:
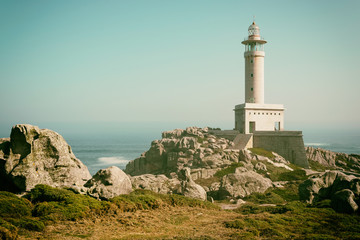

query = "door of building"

[249,121,255,133]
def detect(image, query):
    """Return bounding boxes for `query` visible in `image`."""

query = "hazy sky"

[1,0,359,136]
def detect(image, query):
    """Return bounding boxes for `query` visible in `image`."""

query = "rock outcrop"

[1,124,92,192]
[299,171,360,213]
[125,127,239,176]
[178,168,207,201]
[85,166,132,200]
[126,127,298,200]
[130,174,180,195]
[306,147,360,172]
[219,167,273,199]
[331,189,358,213]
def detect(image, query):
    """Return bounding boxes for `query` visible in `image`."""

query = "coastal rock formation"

[125,127,239,176]
[1,124,91,192]
[178,168,207,201]
[219,168,273,199]
[306,147,360,172]
[299,171,360,213]
[305,147,337,167]
[130,174,180,195]
[126,127,300,200]
[331,189,358,213]
[85,166,132,200]
[0,138,10,160]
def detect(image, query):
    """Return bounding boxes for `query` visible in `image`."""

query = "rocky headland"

[0,124,132,199]
[1,124,360,207]
[1,124,360,239]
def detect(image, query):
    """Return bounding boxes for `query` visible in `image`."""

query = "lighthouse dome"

[248,22,260,36]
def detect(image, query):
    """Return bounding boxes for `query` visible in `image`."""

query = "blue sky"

[0,0,359,136]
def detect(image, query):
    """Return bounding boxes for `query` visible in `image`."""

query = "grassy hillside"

[1,184,360,239]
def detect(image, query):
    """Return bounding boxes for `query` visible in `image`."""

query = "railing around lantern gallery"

[244,43,265,52]
[243,37,266,41]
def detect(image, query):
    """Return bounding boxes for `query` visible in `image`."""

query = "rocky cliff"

[125,127,239,176]
[0,124,132,200]
[125,127,300,200]
[306,146,360,173]
[0,124,92,192]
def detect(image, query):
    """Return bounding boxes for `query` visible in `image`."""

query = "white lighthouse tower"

[234,22,285,134]
[243,22,266,104]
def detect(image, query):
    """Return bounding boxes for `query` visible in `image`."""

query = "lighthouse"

[209,21,308,168]
[234,22,285,134]
[242,22,266,104]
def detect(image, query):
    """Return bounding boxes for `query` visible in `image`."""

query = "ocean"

[66,134,155,176]
[65,129,360,176]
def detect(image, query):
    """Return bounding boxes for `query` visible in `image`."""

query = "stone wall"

[208,130,239,141]
[253,131,309,168]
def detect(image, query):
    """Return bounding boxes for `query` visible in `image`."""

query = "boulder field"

[2,124,360,211]
[299,170,360,213]
[0,125,291,201]
[0,124,131,200]
[125,127,295,201]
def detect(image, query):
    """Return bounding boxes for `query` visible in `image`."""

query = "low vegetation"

[1,181,360,239]
[214,162,243,178]
[1,146,359,239]
[308,159,330,171]
[0,185,218,239]
[226,201,360,239]
[243,181,300,205]
[248,148,275,159]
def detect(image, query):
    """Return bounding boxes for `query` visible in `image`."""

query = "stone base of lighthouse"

[234,103,285,134]
[208,129,309,168]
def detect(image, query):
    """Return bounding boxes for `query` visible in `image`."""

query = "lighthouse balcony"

[244,51,265,57]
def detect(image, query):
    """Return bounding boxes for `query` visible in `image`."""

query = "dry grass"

[19,202,360,240]
[20,207,239,240]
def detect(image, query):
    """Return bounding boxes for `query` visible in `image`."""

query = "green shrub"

[25,184,71,203]
[0,191,32,218]
[111,194,162,211]
[224,219,246,229]
[111,189,218,211]
[312,199,332,208]
[161,193,218,209]
[234,203,273,214]
[308,160,329,171]
[7,217,45,232]
[0,219,18,240]
[243,191,285,204]
[197,137,205,143]
[249,148,275,159]
[33,201,88,221]
[235,201,307,215]
[27,185,103,221]
[214,163,242,178]
[229,201,360,238]
[225,217,285,238]
[277,169,307,181]
[271,182,299,201]
[0,191,47,234]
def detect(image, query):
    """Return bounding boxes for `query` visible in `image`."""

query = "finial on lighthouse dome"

[248,21,260,37]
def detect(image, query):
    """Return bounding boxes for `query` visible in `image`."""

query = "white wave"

[95,156,130,166]
[305,143,329,147]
